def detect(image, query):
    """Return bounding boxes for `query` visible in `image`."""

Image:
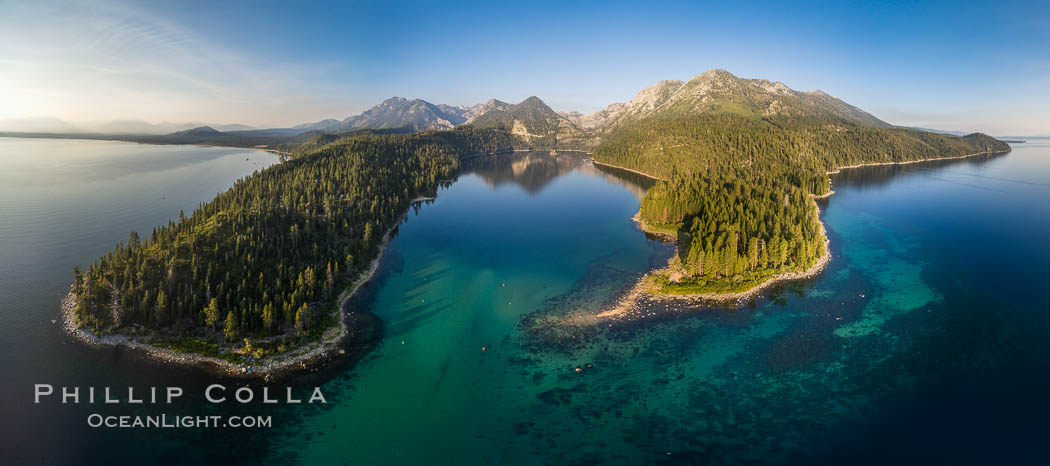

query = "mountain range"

[2,69,1008,147]
[292,97,512,133]
[169,70,1008,149]
[292,69,903,146]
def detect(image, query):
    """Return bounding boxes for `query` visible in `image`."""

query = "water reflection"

[462,150,653,200]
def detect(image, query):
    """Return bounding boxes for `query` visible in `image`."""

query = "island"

[61,69,1011,375]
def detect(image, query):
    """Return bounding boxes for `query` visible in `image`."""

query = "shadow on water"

[829,151,1008,189]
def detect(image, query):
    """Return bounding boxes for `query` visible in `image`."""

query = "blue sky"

[1,0,1047,135]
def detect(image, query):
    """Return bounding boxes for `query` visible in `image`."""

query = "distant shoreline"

[208,143,291,156]
[582,148,1011,323]
[0,133,291,157]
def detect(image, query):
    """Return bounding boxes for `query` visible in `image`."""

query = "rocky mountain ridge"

[562,69,890,132]
[166,70,966,146]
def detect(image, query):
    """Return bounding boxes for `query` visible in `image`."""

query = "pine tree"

[155,290,168,326]
[262,303,275,330]
[72,266,84,294]
[224,310,239,341]
[204,298,220,328]
[294,303,309,334]
[326,261,335,292]
[747,237,759,271]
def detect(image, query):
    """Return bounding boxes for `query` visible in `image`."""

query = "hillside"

[292,118,342,131]
[469,96,589,148]
[168,126,222,137]
[578,70,890,133]
[436,99,509,123]
[461,99,511,123]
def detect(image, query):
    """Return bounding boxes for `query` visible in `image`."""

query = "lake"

[2,137,1049,465]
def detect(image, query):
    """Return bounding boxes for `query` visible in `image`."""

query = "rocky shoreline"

[59,198,420,378]
[585,200,830,323]
[630,211,676,241]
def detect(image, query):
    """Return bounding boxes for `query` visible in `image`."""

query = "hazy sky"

[1,0,1047,135]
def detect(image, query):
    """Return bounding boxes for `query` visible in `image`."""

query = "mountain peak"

[469,96,584,147]
[655,79,686,86]
[518,96,553,111]
[694,69,737,81]
[329,97,466,132]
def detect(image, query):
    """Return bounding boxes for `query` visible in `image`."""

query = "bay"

[2,137,1049,465]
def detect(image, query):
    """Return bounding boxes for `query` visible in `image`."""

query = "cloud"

[0,0,356,128]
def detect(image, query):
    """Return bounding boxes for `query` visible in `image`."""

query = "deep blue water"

[2,138,1049,465]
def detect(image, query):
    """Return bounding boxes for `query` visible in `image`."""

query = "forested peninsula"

[63,69,1010,372]
[592,114,1007,299]
[64,127,516,373]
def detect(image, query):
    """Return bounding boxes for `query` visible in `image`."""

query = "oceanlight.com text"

[86,413,272,428]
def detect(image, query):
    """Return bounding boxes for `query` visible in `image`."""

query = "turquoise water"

[277,144,1050,465]
[3,139,1050,465]
[286,154,665,465]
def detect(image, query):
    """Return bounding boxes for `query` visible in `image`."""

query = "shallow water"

[3,138,1050,465]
